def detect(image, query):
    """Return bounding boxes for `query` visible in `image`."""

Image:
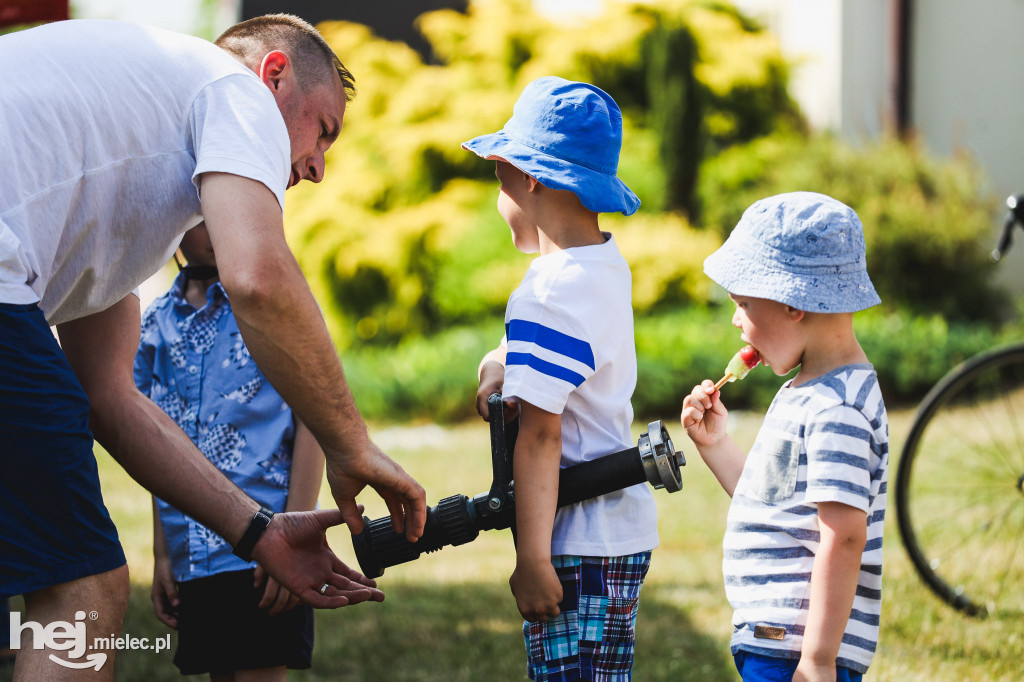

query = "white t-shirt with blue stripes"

[724,365,888,674]
[501,234,658,558]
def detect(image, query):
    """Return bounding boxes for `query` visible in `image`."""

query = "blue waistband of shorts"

[0,302,41,313]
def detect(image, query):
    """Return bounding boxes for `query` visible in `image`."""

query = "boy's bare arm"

[286,418,326,513]
[796,501,868,682]
[681,381,747,496]
[476,341,508,420]
[151,497,179,629]
[508,401,563,622]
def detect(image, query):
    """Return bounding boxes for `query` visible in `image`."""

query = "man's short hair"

[216,14,355,101]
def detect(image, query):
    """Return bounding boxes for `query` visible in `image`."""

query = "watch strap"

[232,506,275,562]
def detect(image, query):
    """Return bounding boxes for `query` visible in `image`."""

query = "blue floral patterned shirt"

[134,273,295,582]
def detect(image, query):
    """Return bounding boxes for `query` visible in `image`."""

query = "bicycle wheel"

[896,343,1024,616]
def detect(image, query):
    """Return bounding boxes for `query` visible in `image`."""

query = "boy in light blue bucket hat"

[464,76,657,680]
[681,192,889,682]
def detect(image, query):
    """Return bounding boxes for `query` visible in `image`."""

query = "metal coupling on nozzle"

[638,420,685,492]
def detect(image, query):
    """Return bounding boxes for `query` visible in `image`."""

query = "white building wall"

[910,0,1024,289]
[733,0,893,139]
[910,0,1024,203]
[839,0,894,140]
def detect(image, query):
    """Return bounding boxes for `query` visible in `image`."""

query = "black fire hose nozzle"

[351,493,482,580]
[351,421,683,578]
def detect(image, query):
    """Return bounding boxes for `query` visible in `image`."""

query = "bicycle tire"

[895,343,1024,616]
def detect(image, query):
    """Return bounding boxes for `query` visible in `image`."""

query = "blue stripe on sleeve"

[506,319,595,369]
[506,352,587,387]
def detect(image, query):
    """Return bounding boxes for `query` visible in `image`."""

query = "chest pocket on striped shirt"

[747,439,801,504]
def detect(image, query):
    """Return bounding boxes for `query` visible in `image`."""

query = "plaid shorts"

[524,552,652,681]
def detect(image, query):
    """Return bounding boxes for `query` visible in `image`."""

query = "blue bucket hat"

[703,192,881,313]
[461,76,640,216]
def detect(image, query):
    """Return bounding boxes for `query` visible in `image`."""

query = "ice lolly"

[714,345,761,390]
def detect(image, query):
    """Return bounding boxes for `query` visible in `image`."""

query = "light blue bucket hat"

[704,191,881,313]
[462,76,640,216]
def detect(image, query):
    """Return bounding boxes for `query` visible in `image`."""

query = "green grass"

[4,410,1022,680]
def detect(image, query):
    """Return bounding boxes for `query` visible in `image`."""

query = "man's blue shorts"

[0,303,125,599]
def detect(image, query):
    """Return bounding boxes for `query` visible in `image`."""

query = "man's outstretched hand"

[325,441,426,542]
[250,508,384,608]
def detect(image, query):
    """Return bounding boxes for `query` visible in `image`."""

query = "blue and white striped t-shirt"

[723,365,888,674]
[501,233,658,558]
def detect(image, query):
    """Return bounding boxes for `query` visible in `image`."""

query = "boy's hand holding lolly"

[714,345,761,390]
[681,346,758,452]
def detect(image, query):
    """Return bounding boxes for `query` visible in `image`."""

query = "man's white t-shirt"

[501,234,658,558]
[0,20,291,325]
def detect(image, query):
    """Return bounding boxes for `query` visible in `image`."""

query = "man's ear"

[525,174,541,192]
[258,50,291,92]
[787,305,807,322]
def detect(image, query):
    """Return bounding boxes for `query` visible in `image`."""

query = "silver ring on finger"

[319,583,330,595]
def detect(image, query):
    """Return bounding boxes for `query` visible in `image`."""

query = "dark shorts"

[0,303,125,599]
[173,569,314,674]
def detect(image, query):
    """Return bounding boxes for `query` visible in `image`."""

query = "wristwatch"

[232,506,275,562]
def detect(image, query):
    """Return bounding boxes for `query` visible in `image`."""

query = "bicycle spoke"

[948,498,1023,610]
[943,387,1020,477]
[910,481,1011,492]
[912,498,1019,608]
[997,388,1024,472]
[917,481,1011,532]
[911,490,1013,551]
[968,393,1022,478]
[922,404,1015,480]
[989,506,1024,611]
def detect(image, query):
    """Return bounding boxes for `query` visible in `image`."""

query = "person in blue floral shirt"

[134,222,325,679]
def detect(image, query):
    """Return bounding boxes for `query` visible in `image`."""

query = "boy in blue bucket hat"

[464,76,657,680]
[681,192,889,681]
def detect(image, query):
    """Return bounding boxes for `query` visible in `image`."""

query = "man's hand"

[325,441,426,542]
[509,558,562,623]
[250,508,384,607]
